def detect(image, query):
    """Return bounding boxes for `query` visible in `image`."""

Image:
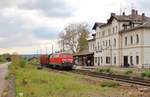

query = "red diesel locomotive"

[40,52,74,69]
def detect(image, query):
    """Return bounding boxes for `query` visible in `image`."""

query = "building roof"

[92,22,106,30]
[88,38,95,42]
[73,49,94,56]
[120,21,150,33]
[93,9,150,32]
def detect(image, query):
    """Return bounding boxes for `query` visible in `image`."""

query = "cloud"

[0,7,62,49]
[33,27,59,39]
[20,0,74,18]
[0,0,74,18]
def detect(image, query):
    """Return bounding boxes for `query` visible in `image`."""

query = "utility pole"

[40,48,42,55]
[52,44,54,54]
[45,47,48,55]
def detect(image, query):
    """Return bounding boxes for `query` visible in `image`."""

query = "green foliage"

[141,71,150,78]
[0,55,5,63]
[20,58,27,68]
[124,70,133,75]
[100,81,120,87]
[97,68,113,74]
[77,31,89,52]
[11,55,27,69]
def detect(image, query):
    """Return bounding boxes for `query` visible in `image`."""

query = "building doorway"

[124,56,129,67]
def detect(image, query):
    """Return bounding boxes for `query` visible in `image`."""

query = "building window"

[114,38,116,47]
[96,33,98,38]
[108,29,111,35]
[98,57,100,65]
[101,57,103,64]
[136,56,139,64]
[93,44,94,50]
[98,42,99,50]
[109,40,111,46]
[113,27,115,34]
[103,41,105,46]
[130,36,133,44]
[136,34,139,44]
[130,56,133,65]
[95,57,97,63]
[106,40,107,47]
[125,37,127,45]
[114,56,116,64]
[106,57,111,64]
[116,26,118,33]
[102,31,105,36]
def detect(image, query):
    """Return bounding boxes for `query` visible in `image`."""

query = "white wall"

[143,29,150,68]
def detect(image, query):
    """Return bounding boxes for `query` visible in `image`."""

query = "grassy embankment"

[96,66,150,79]
[8,55,135,97]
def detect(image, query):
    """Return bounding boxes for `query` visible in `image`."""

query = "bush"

[11,55,27,68]
[98,68,105,73]
[125,70,133,75]
[100,81,120,87]
[141,71,150,78]
[20,58,27,68]
[141,72,147,78]
[97,68,113,74]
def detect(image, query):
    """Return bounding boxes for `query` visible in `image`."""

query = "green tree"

[77,31,89,52]
[59,22,90,53]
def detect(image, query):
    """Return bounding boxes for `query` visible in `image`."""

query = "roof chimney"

[107,19,109,22]
[136,10,138,15]
[122,12,125,16]
[142,13,145,17]
[142,13,145,21]
[131,9,136,15]
[111,13,115,16]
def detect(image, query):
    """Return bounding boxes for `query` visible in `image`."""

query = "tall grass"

[9,55,27,76]
[0,55,6,63]
[11,55,27,68]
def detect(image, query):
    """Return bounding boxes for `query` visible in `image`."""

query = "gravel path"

[0,62,10,96]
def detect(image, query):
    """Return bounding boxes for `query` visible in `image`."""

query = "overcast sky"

[0,0,149,54]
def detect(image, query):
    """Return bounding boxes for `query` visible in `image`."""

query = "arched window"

[114,56,116,64]
[109,40,111,46]
[116,26,118,33]
[114,38,116,47]
[130,36,133,44]
[136,34,139,44]
[98,42,100,50]
[113,27,115,34]
[125,37,127,45]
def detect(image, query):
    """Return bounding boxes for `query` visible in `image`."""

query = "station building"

[92,9,150,68]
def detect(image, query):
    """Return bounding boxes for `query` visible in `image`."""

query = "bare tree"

[59,23,90,53]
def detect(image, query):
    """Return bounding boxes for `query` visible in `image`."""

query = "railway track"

[71,69,150,87]
[41,66,150,87]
